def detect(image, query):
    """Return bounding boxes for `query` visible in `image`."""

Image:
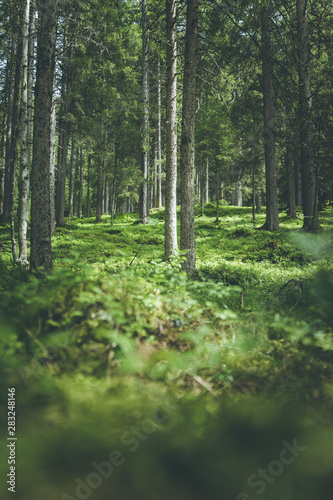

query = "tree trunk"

[252,167,256,222]
[203,155,209,204]
[139,0,149,224]
[110,144,117,226]
[86,154,91,217]
[180,0,198,274]
[259,3,279,231]
[286,141,297,219]
[55,69,69,227]
[68,139,75,217]
[156,56,162,208]
[165,0,178,258]
[50,70,57,234]
[73,146,79,217]
[78,147,83,218]
[96,156,103,222]
[215,173,220,223]
[296,0,320,230]
[236,179,242,207]
[30,0,58,273]
[55,27,71,228]
[9,31,23,264]
[2,34,15,224]
[17,0,31,266]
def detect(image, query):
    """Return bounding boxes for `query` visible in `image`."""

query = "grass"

[0,204,333,499]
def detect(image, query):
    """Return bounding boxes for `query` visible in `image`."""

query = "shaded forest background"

[1,1,333,500]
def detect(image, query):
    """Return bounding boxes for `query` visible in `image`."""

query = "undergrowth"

[0,205,333,499]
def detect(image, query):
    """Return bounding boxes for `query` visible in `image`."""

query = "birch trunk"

[50,70,57,234]
[17,0,31,266]
[165,0,178,258]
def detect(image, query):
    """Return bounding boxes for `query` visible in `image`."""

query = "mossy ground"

[0,205,333,499]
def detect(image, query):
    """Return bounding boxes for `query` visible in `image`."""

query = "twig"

[128,243,145,267]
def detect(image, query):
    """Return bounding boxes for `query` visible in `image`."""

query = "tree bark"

[55,50,69,228]
[16,0,31,266]
[156,56,162,208]
[180,0,198,273]
[96,156,103,223]
[165,0,178,258]
[50,70,57,234]
[110,144,117,226]
[78,147,83,218]
[139,0,149,224]
[296,0,320,230]
[73,146,79,217]
[68,139,75,217]
[2,33,15,224]
[259,3,279,231]
[86,154,91,217]
[30,0,58,273]
[236,179,242,207]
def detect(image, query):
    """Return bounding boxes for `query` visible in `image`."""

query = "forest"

[0,0,333,499]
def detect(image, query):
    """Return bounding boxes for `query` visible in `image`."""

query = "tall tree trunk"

[296,0,320,230]
[55,100,69,227]
[286,138,297,219]
[236,179,242,207]
[73,146,79,217]
[203,155,209,204]
[50,70,57,234]
[0,112,6,214]
[86,154,91,217]
[2,34,15,223]
[78,147,83,218]
[215,172,220,224]
[68,139,75,217]
[9,32,23,264]
[95,156,103,223]
[259,3,279,231]
[110,144,117,226]
[27,0,35,174]
[165,0,178,258]
[55,27,70,228]
[16,0,31,266]
[180,0,198,274]
[30,0,58,273]
[252,167,256,222]
[156,56,162,209]
[139,0,149,224]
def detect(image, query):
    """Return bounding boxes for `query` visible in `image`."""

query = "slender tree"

[259,2,279,231]
[156,55,162,209]
[164,0,178,258]
[296,0,320,230]
[139,0,149,224]
[16,0,31,266]
[180,0,198,273]
[30,0,58,273]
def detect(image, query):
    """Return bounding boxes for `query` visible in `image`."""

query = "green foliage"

[1,207,333,499]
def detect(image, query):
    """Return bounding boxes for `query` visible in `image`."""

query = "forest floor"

[1,204,333,500]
